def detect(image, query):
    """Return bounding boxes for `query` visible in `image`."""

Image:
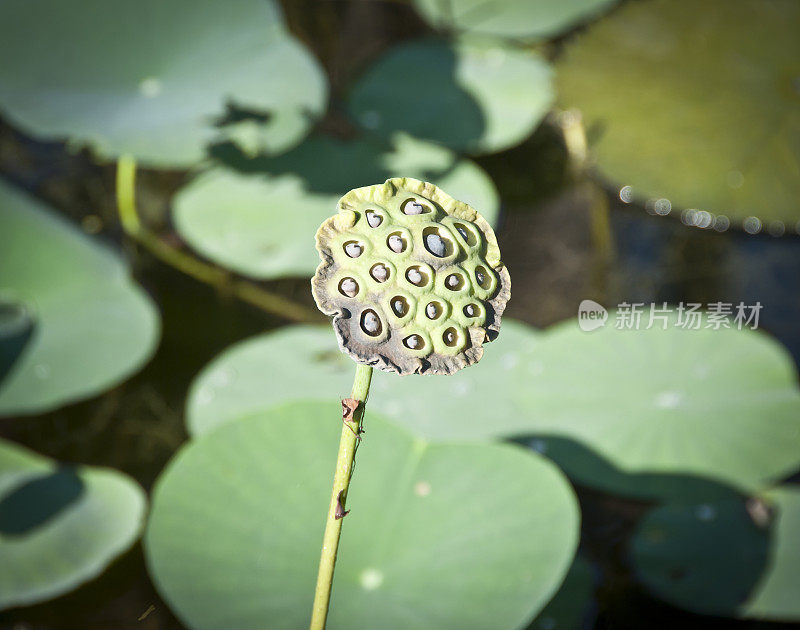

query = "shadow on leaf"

[0,467,85,536]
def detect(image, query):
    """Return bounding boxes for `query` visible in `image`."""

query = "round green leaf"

[514,434,748,503]
[186,315,800,499]
[0,181,160,416]
[528,555,595,630]
[0,438,146,609]
[185,320,539,438]
[511,317,800,495]
[413,0,617,41]
[745,486,800,620]
[0,0,327,167]
[556,0,800,228]
[631,497,771,617]
[173,133,500,279]
[146,402,579,630]
[631,486,800,620]
[347,39,554,154]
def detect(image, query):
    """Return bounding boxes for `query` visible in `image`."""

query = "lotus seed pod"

[312,177,511,375]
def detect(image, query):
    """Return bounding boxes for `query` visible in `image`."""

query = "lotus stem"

[114,155,321,324]
[309,363,373,629]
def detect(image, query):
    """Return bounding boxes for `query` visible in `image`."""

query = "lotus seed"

[392,298,408,316]
[424,232,447,257]
[406,268,424,285]
[344,242,363,258]
[464,304,476,317]
[366,210,383,228]
[339,278,358,297]
[475,266,491,288]
[371,264,388,282]
[443,328,458,346]
[445,274,461,289]
[360,309,382,336]
[456,225,469,240]
[426,302,440,319]
[402,199,426,215]
[404,334,423,349]
[388,234,405,253]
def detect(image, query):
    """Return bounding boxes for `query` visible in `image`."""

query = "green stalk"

[309,363,373,629]
[115,155,321,324]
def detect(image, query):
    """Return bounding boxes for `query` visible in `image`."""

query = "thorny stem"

[115,155,322,324]
[309,363,373,630]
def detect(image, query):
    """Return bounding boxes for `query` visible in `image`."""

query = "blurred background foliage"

[1,0,799,628]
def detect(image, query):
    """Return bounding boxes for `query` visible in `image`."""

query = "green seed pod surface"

[312,177,510,375]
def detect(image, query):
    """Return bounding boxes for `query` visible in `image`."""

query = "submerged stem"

[114,155,322,324]
[310,363,373,630]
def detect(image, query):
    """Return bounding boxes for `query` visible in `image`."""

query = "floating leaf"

[146,402,579,630]
[528,555,596,630]
[746,486,800,620]
[186,320,539,438]
[0,0,327,166]
[347,39,554,154]
[556,0,800,229]
[512,434,747,503]
[173,133,499,279]
[0,438,146,609]
[186,315,800,498]
[511,317,800,495]
[413,0,617,41]
[631,496,770,617]
[0,182,160,416]
[631,486,800,620]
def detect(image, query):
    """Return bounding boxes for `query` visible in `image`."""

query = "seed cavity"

[445,273,464,290]
[406,266,428,287]
[454,222,476,246]
[443,327,459,347]
[404,334,424,349]
[339,278,358,297]
[475,266,490,288]
[391,297,409,317]
[344,241,363,258]
[387,233,406,253]
[401,198,428,215]
[463,304,477,317]
[360,309,382,336]
[426,302,442,319]
[370,263,389,283]
[423,227,453,258]
[365,210,383,228]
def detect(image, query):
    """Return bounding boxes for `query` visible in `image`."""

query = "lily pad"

[556,0,800,228]
[513,434,748,503]
[0,0,327,167]
[146,401,579,630]
[631,486,800,620]
[746,486,800,620]
[511,317,800,495]
[413,0,618,41]
[173,133,499,279]
[0,438,146,609]
[631,496,770,617]
[528,555,596,630]
[347,39,554,154]
[185,320,539,438]
[0,181,160,416]
[186,315,800,499]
